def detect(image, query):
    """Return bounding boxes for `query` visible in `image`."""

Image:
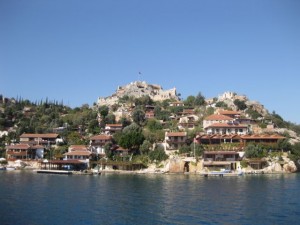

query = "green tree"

[118,95,129,104]
[277,138,292,151]
[98,105,109,118]
[119,117,131,128]
[104,113,116,124]
[244,143,267,158]
[194,92,205,106]
[52,145,68,159]
[112,131,122,144]
[66,132,86,145]
[104,143,114,160]
[143,129,165,144]
[140,140,152,155]
[246,108,262,119]
[234,99,247,110]
[88,119,100,134]
[289,142,300,163]
[134,95,153,106]
[149,146,168,162]
[215,101,228,108]
[205,107,215,116]
[155,109,171,121]
[119,123,145,150]
[146,118,163,132]
[162,99,171,109]
[269,111,287,128]
[169,106,184,114]
[184,95,196,107]
[179,145,191,155]
[132,107,145,125]
[194,143,205,158]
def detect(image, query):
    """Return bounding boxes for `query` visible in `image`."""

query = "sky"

[1,0,300,123]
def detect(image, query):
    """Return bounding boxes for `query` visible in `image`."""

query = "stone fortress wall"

[97,81,179,106]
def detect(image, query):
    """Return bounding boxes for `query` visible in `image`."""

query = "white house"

[205,122,248,135]
[203,114,233,129]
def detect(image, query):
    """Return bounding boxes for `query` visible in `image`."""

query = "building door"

[231,163,236,170]
[184,162,189,173]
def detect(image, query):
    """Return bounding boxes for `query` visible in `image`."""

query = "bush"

[149,146,168,162]
[244,143,267,158]
[179,145,191,155]
[132,155,149,167]
[234,99,247,110]
[215,101,228,108]
[240,160,248,168]
[289,142,300,162]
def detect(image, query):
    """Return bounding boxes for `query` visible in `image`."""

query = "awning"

[203,161,233,166]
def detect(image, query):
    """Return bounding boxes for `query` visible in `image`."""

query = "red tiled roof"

[115,147,129,151]
[69,145,88,151]
[219,110,241,115]
[197,134,284,141]
[204,114,233,121]
[241,134,285,140]
[182,109,195,114]
[20,133,59,138]
[166,132,187,137]
[198,134,242,140]
[6,144,31,150]
[64,151,91,156]
[90,134,112,140]
[206,123,248,128]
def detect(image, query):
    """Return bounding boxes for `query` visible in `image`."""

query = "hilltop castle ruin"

[97,81,179,106]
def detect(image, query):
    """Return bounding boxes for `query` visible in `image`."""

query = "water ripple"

[1,172,300,225]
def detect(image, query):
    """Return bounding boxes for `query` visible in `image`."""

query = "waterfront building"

[104,124,123,134]
[165,132,187,150]
[203,151,242,171]
[19,133,61,147]
[89,134,113,156]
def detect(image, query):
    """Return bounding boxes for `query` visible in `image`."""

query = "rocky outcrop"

[216,91,269,117]
[271,128,300,145]
[262,153,298,173]
[283,161,297,173]
[97,81,179,106]
[263,162,283,173]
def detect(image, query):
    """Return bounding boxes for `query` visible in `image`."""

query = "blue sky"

[1,0,300,123]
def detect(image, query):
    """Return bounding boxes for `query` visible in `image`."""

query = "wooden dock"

[36,170,73,175]
[200,171,243,177]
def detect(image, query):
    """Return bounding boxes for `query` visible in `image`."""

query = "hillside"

[1,82,300,152]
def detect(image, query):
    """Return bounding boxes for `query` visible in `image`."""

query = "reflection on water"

[1,171,300,225]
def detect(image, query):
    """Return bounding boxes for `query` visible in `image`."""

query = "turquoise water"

[1,171,300,225]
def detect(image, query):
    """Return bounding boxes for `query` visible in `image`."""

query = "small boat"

[201,170,243,177]
[6,166,16,171]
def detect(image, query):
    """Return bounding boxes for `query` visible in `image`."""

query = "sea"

[1,171,300,225]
